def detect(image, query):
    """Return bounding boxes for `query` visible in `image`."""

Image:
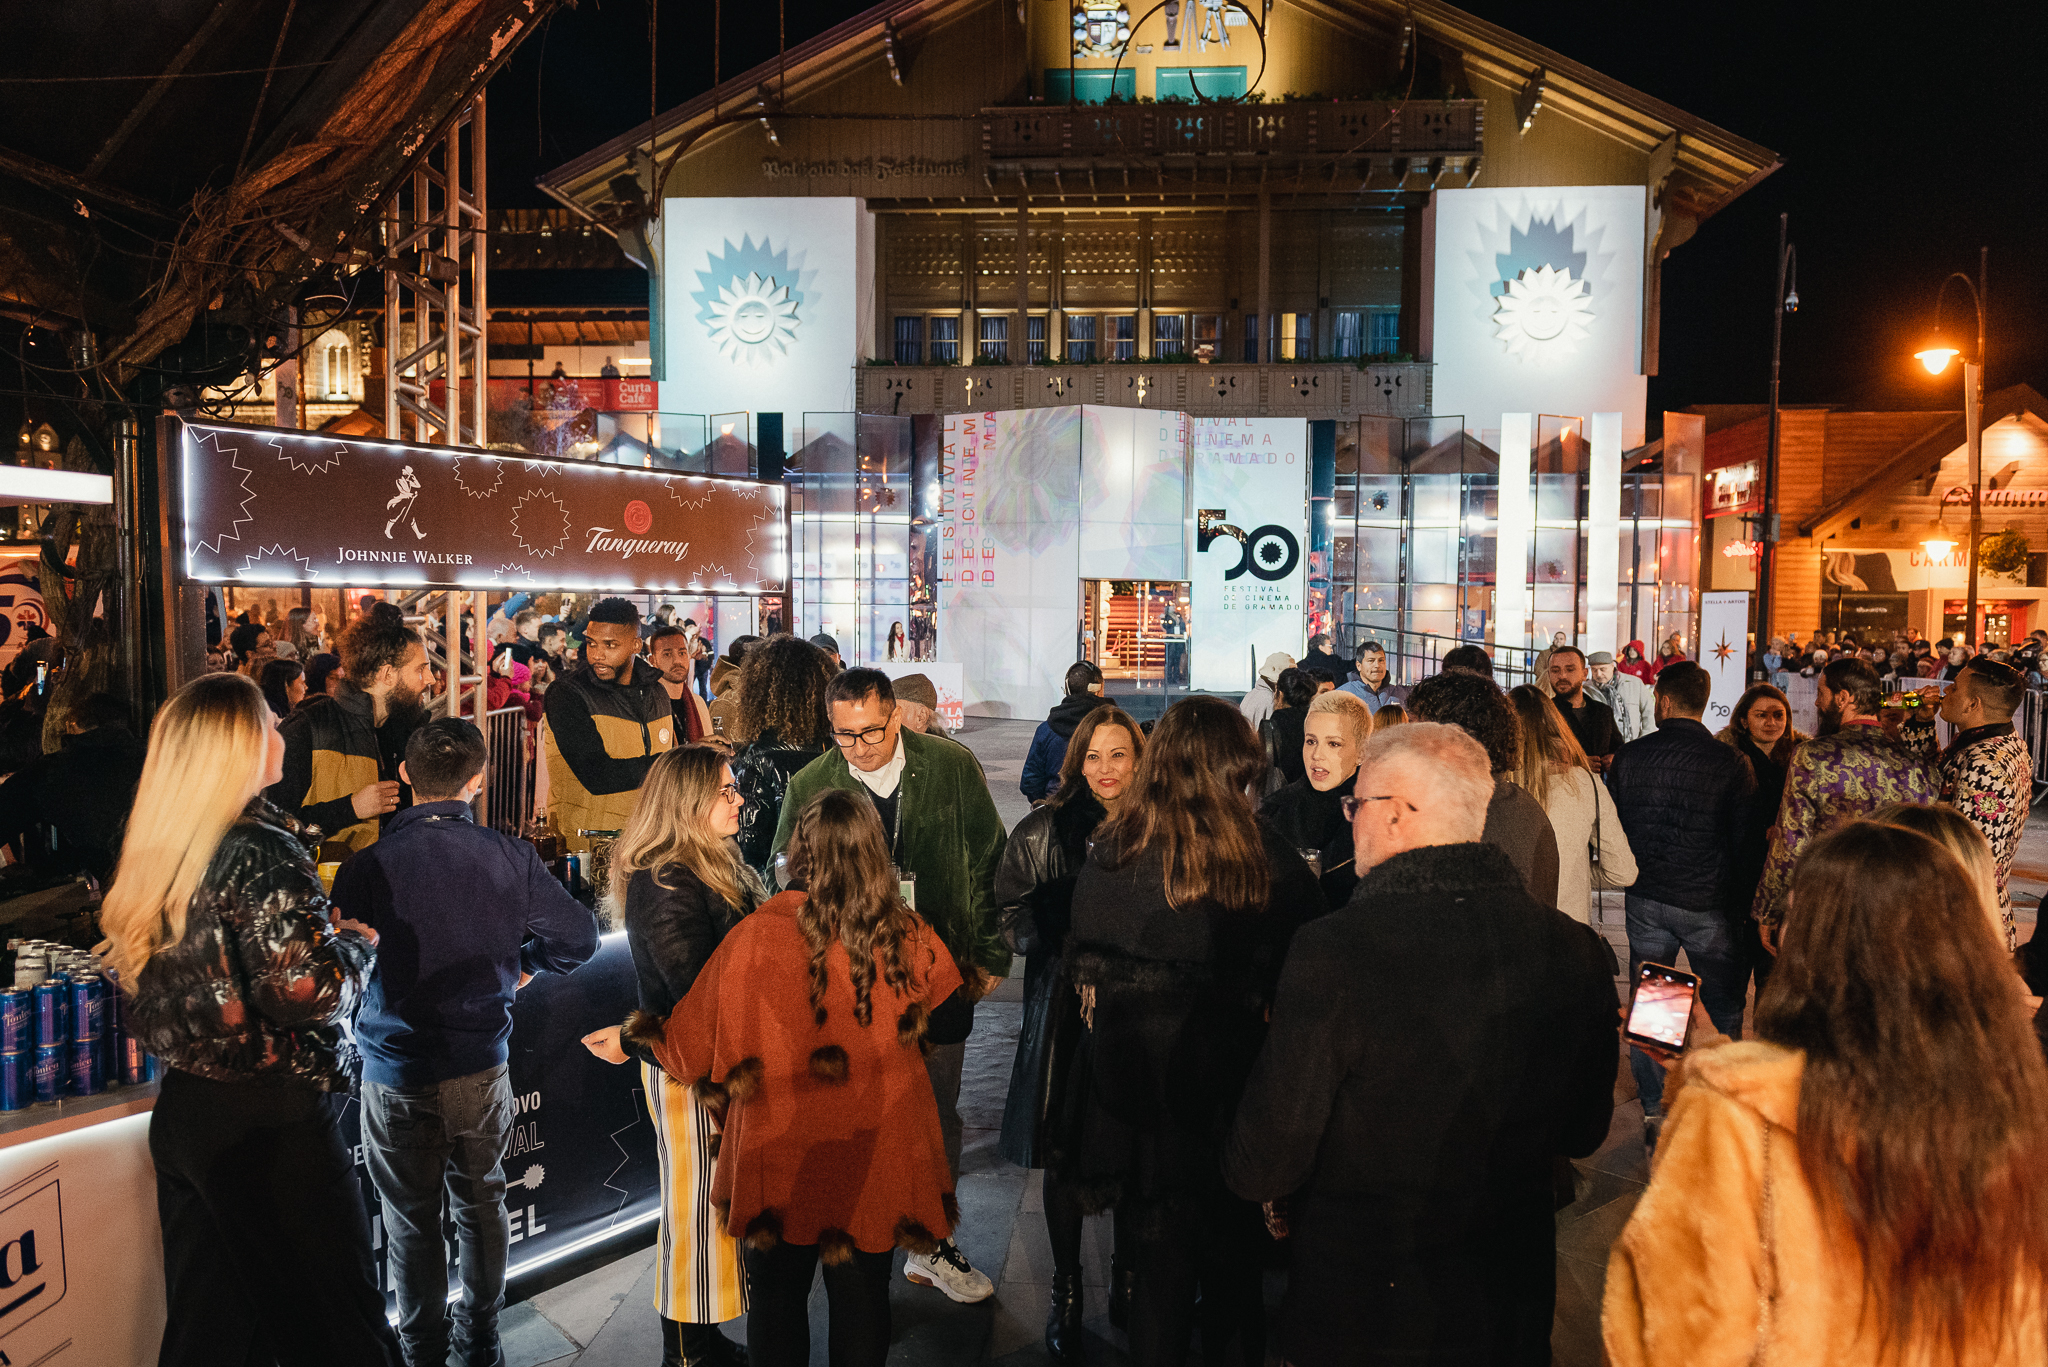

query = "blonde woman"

[1370,701,1408,731]
[1261,690,1374,905]
[583,746,759,1365]
[1507,684,1635,921]
[103,673,397,1367]
[1871,802,2005,954]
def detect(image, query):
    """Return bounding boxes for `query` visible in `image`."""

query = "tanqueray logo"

[691,235,805,366]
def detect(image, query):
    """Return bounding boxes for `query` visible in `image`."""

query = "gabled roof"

[537,0,1777,222]
[1799,385,2048,539]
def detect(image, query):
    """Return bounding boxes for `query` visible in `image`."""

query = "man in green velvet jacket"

[771,667,1008,1303]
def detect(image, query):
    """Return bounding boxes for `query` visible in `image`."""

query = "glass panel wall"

[794,414,924,665]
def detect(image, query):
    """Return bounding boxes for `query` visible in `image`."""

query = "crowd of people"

[10,593,2048,1367]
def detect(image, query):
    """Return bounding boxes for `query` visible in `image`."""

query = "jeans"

[151,1069,401,1367]
[1625,893,1748,1117]
[743,1240,894,1367]
[362,1063,517,1367]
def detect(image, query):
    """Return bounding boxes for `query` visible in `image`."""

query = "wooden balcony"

[982,99,1483,174]
[855,361,1431,420]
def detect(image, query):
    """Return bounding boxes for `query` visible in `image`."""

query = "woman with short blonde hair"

[106,673,397,1367]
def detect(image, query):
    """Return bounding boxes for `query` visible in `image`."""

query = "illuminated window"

[1027,315,1048,365]
[1110,314,1137,361]
[1333,312,1364,359]
[928,316,961,365]
[1368,310,1400,356]
[1711,461,1758,511]
[1191,314,1223,362]
[893,316,923,364]
[1066,314,1098,363]
[1154,313,1187,359]
[978,315,1010,363]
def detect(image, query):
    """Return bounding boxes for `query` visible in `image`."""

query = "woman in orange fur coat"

[625,788,966,1367]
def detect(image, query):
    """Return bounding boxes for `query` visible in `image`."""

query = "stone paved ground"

[502,720,2045,1366]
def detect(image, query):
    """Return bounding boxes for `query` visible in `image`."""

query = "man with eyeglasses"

[770,667,1008,1304]
[1224,722,1617,1366]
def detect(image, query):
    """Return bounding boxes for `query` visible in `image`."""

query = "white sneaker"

[904,1239,994,1303]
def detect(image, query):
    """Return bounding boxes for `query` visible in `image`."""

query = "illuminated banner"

[1698,591,1750,728]
[1189,417,1308,692]
[177,420,787,593]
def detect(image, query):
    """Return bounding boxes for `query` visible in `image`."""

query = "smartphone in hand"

[1624,962,1699,1055]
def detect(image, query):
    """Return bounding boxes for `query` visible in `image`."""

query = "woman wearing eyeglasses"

[1065,696,1325,1367]
[583,745,760,1366]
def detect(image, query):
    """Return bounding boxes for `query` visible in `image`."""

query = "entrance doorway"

[1080,580,1189,691]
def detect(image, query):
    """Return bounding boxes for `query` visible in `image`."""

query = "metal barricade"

[483,705,534,834]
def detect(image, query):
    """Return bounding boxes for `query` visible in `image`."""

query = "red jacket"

[1618,640,1656,684]
[638,892,962,1255]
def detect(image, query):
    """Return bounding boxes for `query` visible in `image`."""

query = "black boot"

[1107,1256,1133,1332]
[1046,1270,1085,1361]
[665,1320,749,1367]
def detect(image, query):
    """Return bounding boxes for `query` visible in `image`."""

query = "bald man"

[1225,723,1617,1367]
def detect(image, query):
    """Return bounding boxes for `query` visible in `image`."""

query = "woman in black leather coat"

[583,745,759,1366]
[723,634,834,873]
[995,705,1144,1360]
[101,673,398,1367]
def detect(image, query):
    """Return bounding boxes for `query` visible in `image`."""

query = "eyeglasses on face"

[829,721,893,748]
[1340,794,1418,822]
[715,783,745,805]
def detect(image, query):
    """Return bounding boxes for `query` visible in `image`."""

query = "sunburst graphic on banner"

[495,562,536,582]
[1493,264,1594,360]
[453,455,505,499]
[237,545,319,581]
[1711,632,1737,665]
[193,429,258,554]
[695,561,734,585]
[509,489,571,559]
[267,434,344,475]
[521,459,559,480]
[663,476,715,513]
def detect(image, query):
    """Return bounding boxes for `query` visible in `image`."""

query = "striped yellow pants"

[643,1062,747,1322]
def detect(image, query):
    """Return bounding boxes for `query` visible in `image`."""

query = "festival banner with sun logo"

[660,198,873,426]
[1430,186,1649,450]
[175,419,786,595]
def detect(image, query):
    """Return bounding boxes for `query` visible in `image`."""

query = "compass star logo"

[1492,264,1594,360]
[1711,633,1737,666]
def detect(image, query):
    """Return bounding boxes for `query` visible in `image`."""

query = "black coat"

[0,723,145,882]
[1607,717,1756,914]
[1259,707,1308,787]
[730,729,825,871]
[621,860,757,1069]
[1259,777,1359,906]
[1223,843,1618,1367]
[993,791,1107,1168]
[1066,818,1324,1204]
[1723,732,1787,921]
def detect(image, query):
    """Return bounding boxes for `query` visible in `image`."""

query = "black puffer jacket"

[621,859,760,1069]
[1606,717,1755,914]
[994,791,1107,1168]
[127,803,376,1091]
[731,728,825,871]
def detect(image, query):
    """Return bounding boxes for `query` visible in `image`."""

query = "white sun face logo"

[706,271,800,364]
[1492,264,1594,360]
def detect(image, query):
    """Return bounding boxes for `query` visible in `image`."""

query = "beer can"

[32,1043,63,1103]
[68,1040,100,1096]
[30,981,60,1049]
[68,978,102,1043]
[121,1035,148,1086]
[0,1052,24,1111]
[47,973,69,1043]
[0,989,29,1054]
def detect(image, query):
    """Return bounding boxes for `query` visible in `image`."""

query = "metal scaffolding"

[383,94,488,446]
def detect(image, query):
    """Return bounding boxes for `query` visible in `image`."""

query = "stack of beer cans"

[0,940,155,1110]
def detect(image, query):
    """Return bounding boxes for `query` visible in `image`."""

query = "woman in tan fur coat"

[1604,819,2048,1367]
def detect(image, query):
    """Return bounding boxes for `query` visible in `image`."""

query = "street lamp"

[1754,213,1798,645]
[1913,248,1988,648]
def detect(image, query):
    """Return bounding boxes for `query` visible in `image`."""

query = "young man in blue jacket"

[333,718,600,1367]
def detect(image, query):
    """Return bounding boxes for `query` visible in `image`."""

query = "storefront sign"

[0,558,48,667]
[178,420,786,593]
[432,377,659,413]
[1698,591,1750,727]
[1188,417,1308,691]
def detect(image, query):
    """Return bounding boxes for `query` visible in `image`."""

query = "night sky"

[489,1,2048,431]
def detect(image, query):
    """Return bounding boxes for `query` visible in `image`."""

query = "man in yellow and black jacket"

[542,597,675,852]
[269,601,432,851]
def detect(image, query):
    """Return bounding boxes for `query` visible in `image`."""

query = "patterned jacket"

[1752,722,1941,925]
[1941,722,2032,949]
